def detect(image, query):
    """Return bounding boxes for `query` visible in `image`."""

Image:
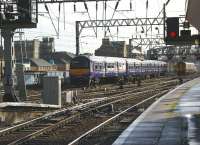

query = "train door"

[117,62,119,76]
[133,62,136,76]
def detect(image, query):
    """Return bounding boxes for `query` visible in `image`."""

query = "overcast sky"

[20,0,188,54]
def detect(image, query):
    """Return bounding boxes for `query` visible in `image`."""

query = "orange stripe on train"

[70,69,90,76]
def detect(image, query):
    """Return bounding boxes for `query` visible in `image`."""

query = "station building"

[95,38,128,58]
[14,37,55,61]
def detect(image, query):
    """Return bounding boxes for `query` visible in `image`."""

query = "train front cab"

[176,62,186,76]
[70,56,90,86]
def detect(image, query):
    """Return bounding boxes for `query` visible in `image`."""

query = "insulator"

[58,3,61,12]
[96,1,98,10]
[44,4,49,12]
[115,1,119,10]
[73,3,76,12]
[130,1,132,10]
[84,2,88,11]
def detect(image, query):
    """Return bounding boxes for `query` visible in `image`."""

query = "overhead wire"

[104,0,130,39]
[84,1,97,37]
[105,0,120,38]
[58,3,61,38]
[95,1,98,37]
[63,3,66,30]
[16,0,168,52]
[2,2,86,52]
[44,3,59,37]
[106,3,129,19]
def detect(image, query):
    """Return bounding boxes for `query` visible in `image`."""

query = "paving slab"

[0,102,61,109]
[113,77,200,145]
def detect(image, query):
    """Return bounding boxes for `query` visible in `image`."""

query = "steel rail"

[7,82,175,145]
[68,90,168,145]
[81,79,176,98]
[0,79,177,138]
[0,78,177,136]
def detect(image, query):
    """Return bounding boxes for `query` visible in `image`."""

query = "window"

[107,63,115,68]
[70,57,90,69]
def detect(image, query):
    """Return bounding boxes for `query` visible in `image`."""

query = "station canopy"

[186,0,200,30]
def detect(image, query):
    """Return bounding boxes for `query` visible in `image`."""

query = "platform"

[0,102,61,110]
[113,77,200,145]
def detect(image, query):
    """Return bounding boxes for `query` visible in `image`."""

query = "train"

[69,55,168,86]
[175,61,198,76]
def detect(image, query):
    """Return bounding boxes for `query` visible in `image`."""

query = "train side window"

[99,65,102,70]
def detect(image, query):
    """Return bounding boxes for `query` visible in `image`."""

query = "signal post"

[0,0,38,101]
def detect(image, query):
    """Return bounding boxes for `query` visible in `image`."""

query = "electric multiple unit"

[70,55,167,86]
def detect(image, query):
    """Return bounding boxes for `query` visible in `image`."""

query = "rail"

[7,85,172,145]
[68,90,168,145]
[0,79,178,145]
[0,80,177,137]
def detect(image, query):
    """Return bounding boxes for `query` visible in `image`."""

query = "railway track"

[25,76,175,103]
[75,74,199,100]
[68,91,168,145]
[24,74,198,104]
[0,79,178,145]
[21,85,173,145]
[63,76,177,104]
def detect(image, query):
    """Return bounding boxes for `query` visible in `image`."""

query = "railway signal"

[164,17,199,45]
[165,17,179,45]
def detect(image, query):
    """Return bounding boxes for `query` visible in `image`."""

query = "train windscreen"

[70,57,90,69]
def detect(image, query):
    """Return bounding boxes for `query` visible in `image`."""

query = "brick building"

[95,38,128,58]
[39,37,55,59]
[14,37,55,61]
[14,39,40,61]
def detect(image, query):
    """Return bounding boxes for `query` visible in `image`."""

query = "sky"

[19,0,189,54]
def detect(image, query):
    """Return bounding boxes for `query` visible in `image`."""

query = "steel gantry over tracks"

[75,17,186,55]
[76,17,165,55]
[37,0,114,3]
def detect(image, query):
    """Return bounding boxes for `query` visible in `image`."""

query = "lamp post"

[155,27,160,37]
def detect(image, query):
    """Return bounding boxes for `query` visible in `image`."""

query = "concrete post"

[43,76,61,106]
[16,64,27,101]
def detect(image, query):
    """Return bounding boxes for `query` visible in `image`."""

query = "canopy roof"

[186,0,200,30]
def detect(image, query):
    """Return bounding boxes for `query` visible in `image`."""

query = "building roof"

[97,40,126,52]
[53,58,69,65]
[111,41,126,49]
[53,51,75,59]
[30,58,52,67]
[186,0,200,30]
[50,51,75,64]
[95,38,128,57]
[132,49,141,54]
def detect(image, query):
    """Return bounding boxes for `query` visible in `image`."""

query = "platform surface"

[113,77,200,145]
[0,102,61,109]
